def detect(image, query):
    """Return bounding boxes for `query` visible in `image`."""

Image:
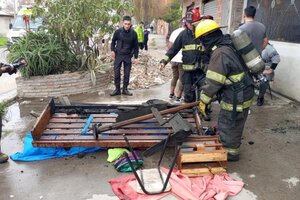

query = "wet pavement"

[0,34,300,200]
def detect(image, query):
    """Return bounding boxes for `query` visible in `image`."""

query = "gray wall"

[269,41,300,102]
[0,16,13,36]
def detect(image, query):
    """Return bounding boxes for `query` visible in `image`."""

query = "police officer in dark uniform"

[110,16,139,96]
[195,19,254,161]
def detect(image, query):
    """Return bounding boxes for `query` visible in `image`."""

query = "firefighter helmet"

[195,19,220,39]
[185,8,201,24]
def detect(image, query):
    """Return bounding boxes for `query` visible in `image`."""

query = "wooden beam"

[31,101,53,140]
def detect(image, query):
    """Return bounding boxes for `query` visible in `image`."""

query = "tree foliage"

[33,0,133,70]
[133,0,172,23]
[161,0,182,30]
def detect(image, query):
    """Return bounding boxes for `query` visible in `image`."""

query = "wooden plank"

[179,151,227,163]
[32,140,164,148]
[46,122,197,129]
[52,113,196,118]
[43,129,174,135]
[52,113,118,118]
[46,123,166,129]
[31,102,52,140]
[39,135,168,141]
[49,117,196,123]
[180,167,226,177]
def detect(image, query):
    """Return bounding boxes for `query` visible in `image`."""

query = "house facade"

[183,0,300,101]
[0,11,14,36]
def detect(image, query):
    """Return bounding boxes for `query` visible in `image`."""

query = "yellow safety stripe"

[206,70,226,84]
[224,72,245,85]
[163,55,170,63]
[211,45,218,51]
[182,44,200,51]
[182,64,195,70]
[200,92,212,104]
[220,98,253,112]
[224,147,240,155]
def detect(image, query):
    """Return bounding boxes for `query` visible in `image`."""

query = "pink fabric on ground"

[109,167,244,200]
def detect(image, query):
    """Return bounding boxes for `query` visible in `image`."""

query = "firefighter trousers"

[218,108,249,156]
[182,70,205,103]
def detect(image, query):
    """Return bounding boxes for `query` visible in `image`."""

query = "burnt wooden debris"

[31,99,204,148]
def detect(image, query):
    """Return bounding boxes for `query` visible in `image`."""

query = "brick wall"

[230,0,244,33]
[16,69,113,98]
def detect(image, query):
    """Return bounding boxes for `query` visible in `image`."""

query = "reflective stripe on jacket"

[163,29,201,71]
[200,45,254,112]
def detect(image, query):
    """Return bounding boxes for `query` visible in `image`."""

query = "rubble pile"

[129,52,172,89]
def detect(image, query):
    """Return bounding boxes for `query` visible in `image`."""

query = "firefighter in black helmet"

[160,9,212,120]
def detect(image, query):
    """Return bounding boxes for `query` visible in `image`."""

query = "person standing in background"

[143,28,150,51]
[135,21,144,50]
[110,16,139,96]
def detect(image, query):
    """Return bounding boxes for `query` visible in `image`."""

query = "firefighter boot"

[257,97,264,106]
[122,86,132,96]
[228,153,240,162]
[110,86,121,96]
[0,152,9,164]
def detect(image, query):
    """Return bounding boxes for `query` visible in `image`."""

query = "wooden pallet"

[176,136,227,177]
[31,99,202,148]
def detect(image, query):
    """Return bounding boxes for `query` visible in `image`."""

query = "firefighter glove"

[198,101,207,116]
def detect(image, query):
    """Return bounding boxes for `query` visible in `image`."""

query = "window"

[247,0,300,43]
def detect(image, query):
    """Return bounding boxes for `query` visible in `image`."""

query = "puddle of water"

[2,102,36,139]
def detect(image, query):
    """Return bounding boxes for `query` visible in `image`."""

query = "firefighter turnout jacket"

[161,28,202,71]
[200,39,254,113]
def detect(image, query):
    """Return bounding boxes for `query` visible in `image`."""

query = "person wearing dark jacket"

[160,9,208,104]
[143,28,150,51]
[110,16,139,96]
[195,19,254,161]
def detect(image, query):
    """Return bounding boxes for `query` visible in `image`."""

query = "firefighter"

[159,9,209,104]
[110,16,139,96]
[195,19,254,161]
[0,59,27,163]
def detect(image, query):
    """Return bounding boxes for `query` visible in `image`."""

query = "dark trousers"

[143,40,148,51]
[138,42,144,50]
[182,70,204,103]
[114,54,132,88]
[258,80,269,98]
[218,108,249,151]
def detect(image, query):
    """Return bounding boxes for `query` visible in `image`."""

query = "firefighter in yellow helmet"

[195,19,254,161]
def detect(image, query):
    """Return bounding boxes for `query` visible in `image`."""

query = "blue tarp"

[10,133,104,162]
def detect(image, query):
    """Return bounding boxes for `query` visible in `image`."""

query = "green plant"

[0,37,7,46]
[162,0,182,31]
[33,0,133,70]
[7,31,76,77]
[0,101,8,117]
